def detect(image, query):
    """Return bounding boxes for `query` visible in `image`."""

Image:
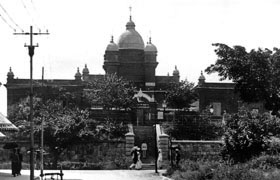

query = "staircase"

[133,126,156,169]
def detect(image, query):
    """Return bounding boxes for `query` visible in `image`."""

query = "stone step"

[141,163,155,170]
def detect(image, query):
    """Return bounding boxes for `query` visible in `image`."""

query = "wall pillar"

[125,132,135,156]
[159,133,169,161]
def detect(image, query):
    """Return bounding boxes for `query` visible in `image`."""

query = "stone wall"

[0,140,126,169]
[62,141,125,163]
[171,140,223,160]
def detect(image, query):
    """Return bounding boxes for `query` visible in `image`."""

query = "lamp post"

[154,112,158,173]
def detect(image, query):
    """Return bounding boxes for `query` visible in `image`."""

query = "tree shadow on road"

[0,172,29,180]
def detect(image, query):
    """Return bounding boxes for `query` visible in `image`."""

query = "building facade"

[5,14,180,124]
[196,71,266,116]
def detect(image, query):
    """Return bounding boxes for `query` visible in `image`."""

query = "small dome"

[75,67,82,77]
[126,20,135,29]
[82,64,89,75]
[144,37,157,52]
[118,17,144,50]
[7,67,14,76]
[173,66,180,76]
[199,71,205,80]
[106,36,119,51]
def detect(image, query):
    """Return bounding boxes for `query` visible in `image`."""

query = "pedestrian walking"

[157,149,162,169]
[135,149,142,170]
[16,148,23,176]
[175,148,181,167]
[129,146,139,169]
[10,148,19,177]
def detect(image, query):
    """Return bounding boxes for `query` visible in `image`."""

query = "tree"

[84,73,137,110]
[8,87,130,169]
[166,79,197,110]
[221,110,280,163]
[9,96,96,168]
[206,43,280,115]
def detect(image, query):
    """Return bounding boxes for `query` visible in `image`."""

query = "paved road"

[0,169,171,180]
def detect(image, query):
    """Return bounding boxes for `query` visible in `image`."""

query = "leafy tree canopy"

[84,73,137,110]
[166,79,197,110]
[221,110,280,163]
[9,96,96,168]
[8,87,128,168]
[206,43,280,115]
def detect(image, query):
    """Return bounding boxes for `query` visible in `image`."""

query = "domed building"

[5,12,180,117]
[102,14,179,91]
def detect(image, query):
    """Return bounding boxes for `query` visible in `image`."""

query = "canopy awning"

[0,112,18,132]
[0,132,6,138]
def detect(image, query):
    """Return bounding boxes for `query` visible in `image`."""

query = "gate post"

[159,133,169,162]
[125,132,135,156]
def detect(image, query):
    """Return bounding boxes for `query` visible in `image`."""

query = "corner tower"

[144,37,158,87]
[103,36,120,75]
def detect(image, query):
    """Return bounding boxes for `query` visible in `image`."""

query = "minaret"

[7,67,14,82]
[198,71,206,85]
[74,67,82,81]
[82,64,90,81]
[172,65,180,82]
[144,36,158,87]
[103,36,119,75]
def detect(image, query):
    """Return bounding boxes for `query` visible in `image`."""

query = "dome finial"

[148,30,152,44]
[129,6,132,21]
[110,35,114,43]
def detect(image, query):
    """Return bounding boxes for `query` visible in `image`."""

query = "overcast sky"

[1,0,280,115]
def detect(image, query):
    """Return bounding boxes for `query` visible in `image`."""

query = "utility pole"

[40,67,44,180]
[14,26,49,180]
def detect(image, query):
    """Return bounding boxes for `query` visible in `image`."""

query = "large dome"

[117,18,144,50]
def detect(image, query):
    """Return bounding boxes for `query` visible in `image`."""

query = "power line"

[0,13,16,31]
[29,0,46,31]
[0,2,24,32]
[21,0,40,31]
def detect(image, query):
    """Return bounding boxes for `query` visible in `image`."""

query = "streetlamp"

[210,106,214,114]
[154,111,158,173]
[209,105,214,123]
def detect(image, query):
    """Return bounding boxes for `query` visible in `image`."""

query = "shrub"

[212,164,265,180]
[221,111,280,163]
[266,136,280,155]
[162,111,223,140]
[250,154,280,170]
[164,157,280,180]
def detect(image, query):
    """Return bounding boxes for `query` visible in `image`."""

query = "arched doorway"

[133,89,155,126]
